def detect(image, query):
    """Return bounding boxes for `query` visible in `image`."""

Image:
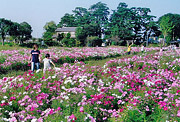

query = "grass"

[85,50,157,67]
[0,70,26,78]
[0,45,25,50]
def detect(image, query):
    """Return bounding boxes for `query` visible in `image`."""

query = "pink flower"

[69,114,77,120]
[118,100,122,104]
[10,117,17,122]
[49,109,54,115]
[120,108,124,112]
[30,106,35,111]
[177,110,180,117]
[163,107,168,111]
[57,107,61,111]
[103,117,107,120]
[80,106,84,112]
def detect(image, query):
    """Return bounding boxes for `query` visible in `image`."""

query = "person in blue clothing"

[29,44,41,72]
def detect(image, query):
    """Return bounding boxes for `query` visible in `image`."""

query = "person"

[43,53,55,73]
[30,44,41,72]
[141,44,144,53]
[127,43,132,55]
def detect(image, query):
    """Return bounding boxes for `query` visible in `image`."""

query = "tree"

[109,3,134,42]
[0,18,13,46]
[75,27,86,46]
[57,33,64,42]
[159,13,180,41]
[159,16,175,44]
[18,22,32,43]
[89,2,110,38]
[43,21,56,41]
[73,7,91,26]
[57,13,77,27]
[44,21,56,33]
[9,22,21,43]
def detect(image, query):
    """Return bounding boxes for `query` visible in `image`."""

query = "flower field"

[0,47,179,121]
[0,47,159,73]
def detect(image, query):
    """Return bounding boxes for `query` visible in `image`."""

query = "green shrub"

[86,36,102,47]
[45,40,61,47]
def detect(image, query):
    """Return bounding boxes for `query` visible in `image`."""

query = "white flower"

[9,101,12,106]
[52,75,56,79]
[23,92,28,95]
[1,100,5,103]
[61,86,66,90]
[31,118,37,122]
[3,96,8,99]
[18,78,24,81]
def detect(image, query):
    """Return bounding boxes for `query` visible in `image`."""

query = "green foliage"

[61,38,76,47]
[0,18,13,46]
[108,3,157,44]
[57,33,64,42]
[43,21,56,41]
[43,31,54,41]
[18,22,32,43]
[159,15,175,43]
[89,2,110,26]
[57,13,77,27]
[44,21,56,33]
[159,13,180,41]
[86,36,102,47]
[75,27,86,46]
[44,40,61,47]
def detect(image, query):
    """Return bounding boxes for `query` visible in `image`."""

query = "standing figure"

[43,53,55,73]
[141,44,144,53]
[30,44,41,72]
[127,43,132,55]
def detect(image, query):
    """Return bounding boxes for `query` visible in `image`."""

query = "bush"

[45,40,61,47]
[61,38,76,47]
[86,36,102,47]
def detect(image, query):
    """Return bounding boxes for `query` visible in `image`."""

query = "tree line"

[0,18,32,46]
[43,2,180,47]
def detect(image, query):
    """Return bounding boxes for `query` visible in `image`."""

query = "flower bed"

[0,49,179,121]
[0,47,160,73]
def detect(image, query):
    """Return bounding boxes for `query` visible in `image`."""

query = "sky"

[0,0,180,38]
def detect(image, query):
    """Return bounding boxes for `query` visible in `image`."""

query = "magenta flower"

[80,106,84,112]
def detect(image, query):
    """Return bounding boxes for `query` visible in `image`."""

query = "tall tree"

[159,15,175,43]
[44,21,57,33]
[89,2,110,38]
[0,18,13,46]
[89,2,110,25]
[9,22,21,43]
[109,3,134,41]
[43,21,56,41]
[73,7,91,26]
[136,7,156,46]
[159,13,180,41]
[57,13,77,27]
[19,22,32,43]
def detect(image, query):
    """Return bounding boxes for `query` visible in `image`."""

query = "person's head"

[33,44,38,50]
[45,53,50,58]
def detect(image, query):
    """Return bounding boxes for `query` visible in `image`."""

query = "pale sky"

[0,0,180,38]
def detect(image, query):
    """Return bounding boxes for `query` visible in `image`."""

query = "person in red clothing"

[29,44,41,72]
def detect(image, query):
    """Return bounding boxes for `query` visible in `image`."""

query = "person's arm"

[50,60,55,68]
[29,50,32,62]
[29,54,32,62]
[39,51,42,62]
